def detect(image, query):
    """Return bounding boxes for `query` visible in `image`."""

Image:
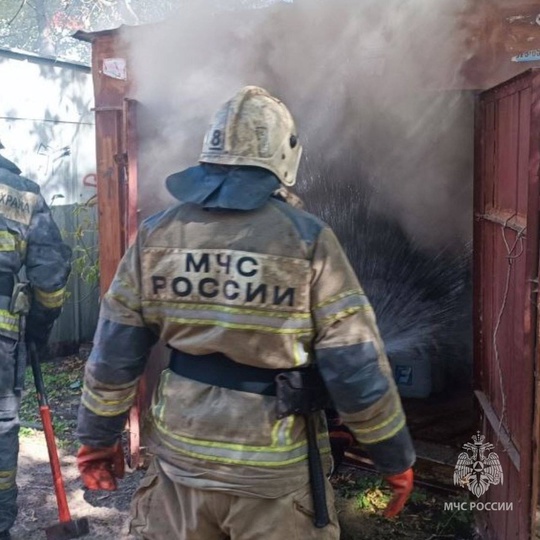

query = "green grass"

[332,471,475,539]
[20,356,85,448]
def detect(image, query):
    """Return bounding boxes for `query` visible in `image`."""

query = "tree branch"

[118,0,139,24]
[8,0,27,25]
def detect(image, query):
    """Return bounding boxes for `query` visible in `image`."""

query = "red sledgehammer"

[29,341,90,540]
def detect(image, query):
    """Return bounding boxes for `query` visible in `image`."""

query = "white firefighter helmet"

[199,86,302,187]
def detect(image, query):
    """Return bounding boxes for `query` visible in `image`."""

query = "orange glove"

[77,443,125,491]
[383,468,414,518]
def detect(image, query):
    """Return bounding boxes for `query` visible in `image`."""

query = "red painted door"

[474,69,540,539]
[121,98,146,468]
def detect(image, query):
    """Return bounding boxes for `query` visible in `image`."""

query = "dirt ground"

[11,354,476,540]
[12,433,144,540]
[11,353,143,540]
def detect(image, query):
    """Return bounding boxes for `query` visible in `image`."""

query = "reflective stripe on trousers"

[0,334,21,532]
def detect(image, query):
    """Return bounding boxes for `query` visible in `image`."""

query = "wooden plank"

[490,220,504,414]
[498,226,517,448]
[95,108,124,295]
[123,98,140,248]
[90,34,130,110]
[495,94,519,212]
[510,249,527,448]
[483,419,516,538]
[122,98,144,468]
[473,97,485,393]
[528,68,540,540]
[516,87,531,218]
[475,390,520,470]
[475,211,526,232]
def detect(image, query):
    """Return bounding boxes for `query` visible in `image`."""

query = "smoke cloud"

[123,0,480,387]
[123,0,474,252]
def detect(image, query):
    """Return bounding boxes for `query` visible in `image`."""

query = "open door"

[121,98,146,468]
[95,97,143,467]
[474,69,540,539]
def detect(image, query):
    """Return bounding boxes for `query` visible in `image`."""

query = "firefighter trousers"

[0,335,21,533]
[130,457,340,540]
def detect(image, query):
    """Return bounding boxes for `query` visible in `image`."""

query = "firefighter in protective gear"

[0,152,71,539]
[76,86,415,540]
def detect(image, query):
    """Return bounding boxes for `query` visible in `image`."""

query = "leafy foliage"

[69,202,99,286]
[0,0,177,62]
[0,0,285,61]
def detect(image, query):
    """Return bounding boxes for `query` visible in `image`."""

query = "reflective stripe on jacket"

[78,195,415,485]
[0,155,71,340]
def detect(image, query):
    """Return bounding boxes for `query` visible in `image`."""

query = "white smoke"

[123,0,473,251]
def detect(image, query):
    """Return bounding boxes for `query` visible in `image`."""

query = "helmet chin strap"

[273,187,305,209]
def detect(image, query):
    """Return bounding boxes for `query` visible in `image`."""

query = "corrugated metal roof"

[0,46,90,72]
[72,25,149,43]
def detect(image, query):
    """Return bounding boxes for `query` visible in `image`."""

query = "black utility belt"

[168,350,332,415]
[168,349,332,527]
[169,350,284,396]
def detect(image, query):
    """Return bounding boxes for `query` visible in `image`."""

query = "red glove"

[383,468,414,518]
[77,443,125,491]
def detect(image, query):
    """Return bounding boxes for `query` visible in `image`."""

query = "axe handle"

[304,414,330,528]
[29,342,72,523]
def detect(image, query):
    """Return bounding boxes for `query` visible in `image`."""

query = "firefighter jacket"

[0,155,71,344]
[77,176,415,495]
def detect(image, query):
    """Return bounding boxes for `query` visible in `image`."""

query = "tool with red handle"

[29,341,90,540]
